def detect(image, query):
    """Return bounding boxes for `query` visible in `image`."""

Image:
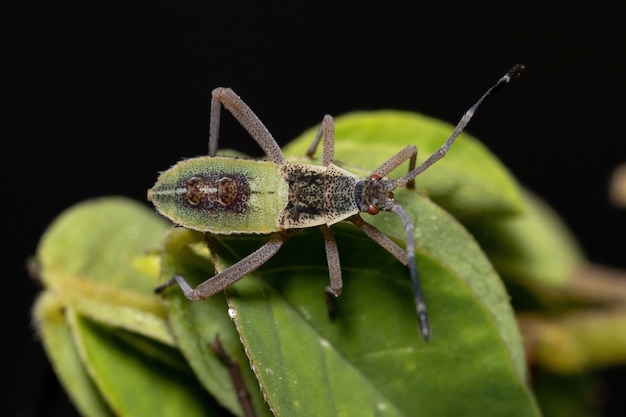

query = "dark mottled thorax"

[278,163,359,228]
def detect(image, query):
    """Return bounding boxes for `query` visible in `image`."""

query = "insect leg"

[305,114,336,166]
[320,224,343,317]
[209,88,286,164]
[369,146,418,189]
[348,215,408,266]
[156,231,292,300]
[320,224,343,296]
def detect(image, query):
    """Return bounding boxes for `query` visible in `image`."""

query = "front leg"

[369,145,418,189]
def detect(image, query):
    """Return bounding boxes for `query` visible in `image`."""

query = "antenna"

[395,64,525,188]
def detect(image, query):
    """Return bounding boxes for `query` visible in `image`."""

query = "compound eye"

[367,205,380,215]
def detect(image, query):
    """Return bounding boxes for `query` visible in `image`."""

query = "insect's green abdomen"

[148,156,288,234]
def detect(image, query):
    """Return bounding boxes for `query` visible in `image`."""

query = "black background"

[6,1,625,416]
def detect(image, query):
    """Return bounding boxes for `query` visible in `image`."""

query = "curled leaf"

[32,197,223,417]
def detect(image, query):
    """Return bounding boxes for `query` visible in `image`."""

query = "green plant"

[30,111,626,417]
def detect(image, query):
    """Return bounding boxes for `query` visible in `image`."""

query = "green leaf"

[154,110,538,416]
[31,110,545,416]
[33,197,226,416]
[34,197,174,344]
[193,196,539,416]
[68,311,223,417]
[283,110,525,220]
[33,293,115,417]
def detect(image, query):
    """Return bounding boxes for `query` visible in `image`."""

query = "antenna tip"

[417,303,431,341]
[508,64,525,79]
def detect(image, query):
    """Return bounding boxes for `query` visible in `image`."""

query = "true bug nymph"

[150,65,524,340]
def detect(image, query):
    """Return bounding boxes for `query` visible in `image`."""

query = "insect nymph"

[150,65,524,340]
